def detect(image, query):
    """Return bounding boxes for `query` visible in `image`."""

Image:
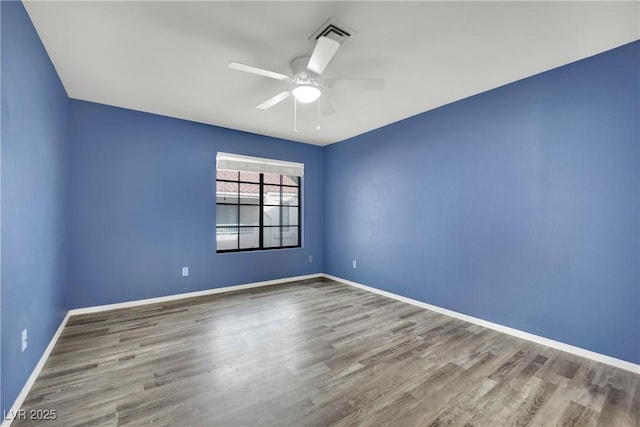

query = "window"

[216,153,302,252]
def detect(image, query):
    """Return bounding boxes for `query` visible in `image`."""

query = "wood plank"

[558,401,599,427]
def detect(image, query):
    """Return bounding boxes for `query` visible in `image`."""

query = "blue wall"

[1,1,70,413]
[324,41,640,364]
[67,100,323,308]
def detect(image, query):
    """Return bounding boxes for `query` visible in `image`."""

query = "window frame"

[216,170,301,253]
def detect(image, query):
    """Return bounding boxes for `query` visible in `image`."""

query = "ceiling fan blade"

[320,97,336,116]
[256,91,292,110]
[307,37,340,75]
[325,78,385,90]
[228,62,290,81]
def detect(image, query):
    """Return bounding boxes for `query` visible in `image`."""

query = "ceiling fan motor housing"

[290,56,320,86]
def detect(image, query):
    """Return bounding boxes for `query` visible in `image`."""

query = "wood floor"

[12,279,639,426]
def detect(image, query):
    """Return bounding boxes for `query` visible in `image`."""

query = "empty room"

[1,1,639,426]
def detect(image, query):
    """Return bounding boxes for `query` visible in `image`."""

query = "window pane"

[216,205,238,227]
[216,181,238,204]
[263,185,281,205]
[216,229,238,251]
[240,205,259,226]
[281,226,299,247]
[239,171,260,183]
[281,190,298,206]
[263,173,281,185]
[282,204,289,229]
[263,206,280,226]
[239,226,260,249]
[283,175,299,185]
[263,227,281,248]
[239,183,260,205]
[282,205,298,226]
[217,170,238,181]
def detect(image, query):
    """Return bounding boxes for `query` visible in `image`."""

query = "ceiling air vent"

[309,19,354,44]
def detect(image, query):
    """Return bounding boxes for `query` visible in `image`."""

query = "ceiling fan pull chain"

[317,98,320,130]
[294,97,298,133]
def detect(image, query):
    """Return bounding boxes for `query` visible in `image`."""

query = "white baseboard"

[323,274,640,375]
[2,312,71,427]
[69,273,323,316]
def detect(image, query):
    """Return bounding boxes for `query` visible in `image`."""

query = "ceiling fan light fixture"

[292,85,321,103]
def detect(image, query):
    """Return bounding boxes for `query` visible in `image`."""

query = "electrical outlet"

[182,266,189,277]
[22,329,28,352]
[309,255,313,263]
[353,260,357,269]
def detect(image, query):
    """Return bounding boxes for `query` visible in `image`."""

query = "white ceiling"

[24,1,639,146]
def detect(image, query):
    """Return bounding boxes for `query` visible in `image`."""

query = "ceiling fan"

[228,33,385,124]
